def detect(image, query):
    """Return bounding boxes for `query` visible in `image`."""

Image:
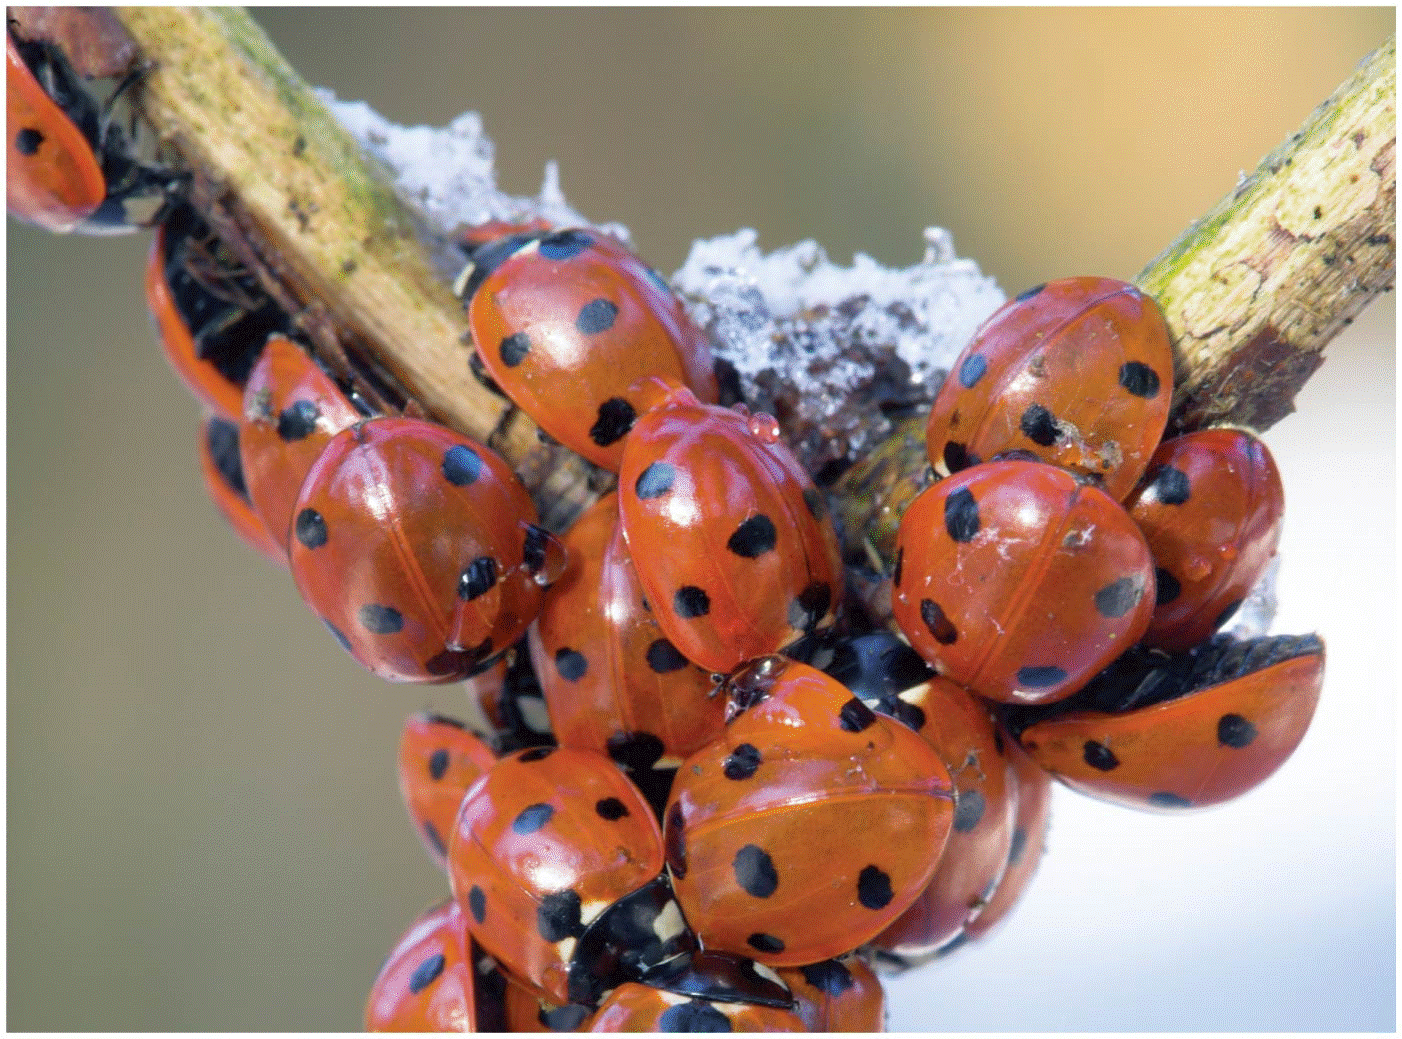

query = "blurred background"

[8,8,1394,1031]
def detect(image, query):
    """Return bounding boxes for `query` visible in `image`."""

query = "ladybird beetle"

[1124,428,1285,652]
[584,982,808,1032]
[447,746,692,1008]
[397,713,496,869]
[528,492,726,813]
[6,28,165,233]
[925,277,1174,500]
[455,227,719,470]
[1010,632,1324,812]
[239,334,363,554]
[364,899,479,1032]
[891,459,1156,705]
[664,657,954,966]
[289,417,557,683]
[618,384,845,676]
[196,416,286,566]
[778,956,885,1032]
[146,204,287,422]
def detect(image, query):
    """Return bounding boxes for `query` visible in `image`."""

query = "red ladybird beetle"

[447,746,692,1008]
[1124,428,1285,652]
[618,384,845,676]
[891,459,1156,705]
[528,492,726,810]
[397,712,496,869]
[584,982,808,1032]
[778,956,886,1032]
[147,203,287,422]
[925,277,1174,500]
[239,334,362,554]
[1012,632,1324,812]
[6,26,165,233]
[365,899,479,1032]
[288,417,556,683]
[664,657,954,966]
[455,227,719,471]
[196,416,286,566]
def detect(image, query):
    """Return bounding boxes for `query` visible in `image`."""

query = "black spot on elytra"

[1008,826,1029,867]
[747,933,785,954]
[665,802,687,878]
[523,525,549,573]
[799,959,855,996]
[423,820,447,858]
[875,694,927,732]
[920,599,958,644]
[645,639,689,673]
[892,546,904,587]
[857,865,894,910]
[428,748,450,781]
[358,603,403,635]
[1148,791,1191,809]
[733,844,779,898]
[606,730,665,772]
[1015,283,1047,302]
[537,889,585,942]
[441,444,483,485]
[1094,577,1143,619]
[205,418,247,497]
[499,331,531,367]
[1083,740,1120,771]
[276,399,320,441]
[727,514,777,558]
[635,461,676,499]
[1217,713,1258,748]
[513,802,555,835]
[408,953,445,994]
[294,508,327,549]
[658,1000,733,1032]
[944,441,976,473]
[959,354,988,388]
[1020,403,1060,447]
[1017,665,1067,688]
[324,621,352,653]
[456,557,497,602]
[538,229,592,261]
[788,581,832,632]
[945,488,980,542]
[1119,361,1161,399]
[674,585,711,619]
[723,743,762,780]
[1151,465,1191,506]
[554,647,588,682]
[576,298,619,335]
[953,789,986,832]
[802,486,828,520]
[1155,567,1182,605]
[1215,600,1243,630]
[15,127,44,155]
[839,697,878,733]
[467,884,487,924]
[590,397,636,447]
[540,1004,591,1032]
[596,797,629,820]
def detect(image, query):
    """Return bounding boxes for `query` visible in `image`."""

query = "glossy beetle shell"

[528,492,725,779]
[925,277,1174,500]
[397,713,496,869]
[365,899,478,1032]
[1125,428,1285,652]
[891,460,1156,705]
[447,746,667,1006]
[779,956,885,1032]
[239,334,361,554]
[584,982,808,1032]
[196,416,285,566]
[1017,637,1325,812]
[289,418,548,683]
[619,387,845,675]
[459,228,719,470]
[664,659,954,966]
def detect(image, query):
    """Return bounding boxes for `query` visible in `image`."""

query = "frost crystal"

[1225,554,1281,639]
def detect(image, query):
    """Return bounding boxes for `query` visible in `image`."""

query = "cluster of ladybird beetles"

[10,16,1327,1033]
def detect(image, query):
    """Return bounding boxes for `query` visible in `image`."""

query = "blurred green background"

[9,8,1394,1031]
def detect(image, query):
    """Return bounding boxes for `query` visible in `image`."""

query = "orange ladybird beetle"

[455,227,719,471]
[396,712,496,869]
[1124,428,1285,652]
[925,277,1174,500]
[618,384,845,676]
[584,982,808,1032]
[778,956,886,1032]
[195,416,286,566]
[289,417,556,683]
[891,459,1156,705]
[1010,632,1324,812]
[365,899,479,1032]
